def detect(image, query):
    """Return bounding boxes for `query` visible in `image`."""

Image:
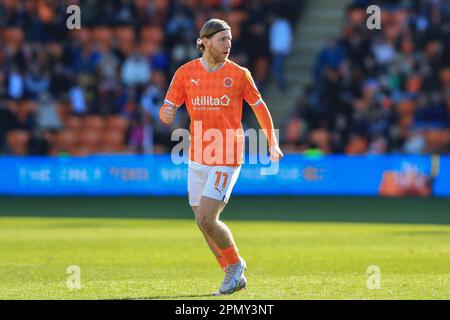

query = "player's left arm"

[252,101,284,162]
[242,69,284,162]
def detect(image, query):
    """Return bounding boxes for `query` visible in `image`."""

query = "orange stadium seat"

[226,10,247,25]
[55,130,78,154]
[106,115,129,132]
[140,26,164,56]
[92,26,113,50]
[141,26,164,46]
[4,27,24,50]
[115,26,135,56]
[345,135,368,155]
[79,130,101,150]
[102,130,124,144]
[83,115,105,131]
[98,130,127,153]
[6,130,30,155]
[65,116,83,131]
[155,0,169,11]
[309,128,331,154]
[424,129,450,153]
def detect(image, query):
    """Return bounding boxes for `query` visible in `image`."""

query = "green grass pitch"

[0,196,449,299]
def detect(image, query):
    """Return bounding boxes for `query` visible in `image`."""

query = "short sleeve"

[164,67,185,107]
[242,68,263,107]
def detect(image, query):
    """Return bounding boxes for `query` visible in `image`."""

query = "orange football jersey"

[164,58,263,166]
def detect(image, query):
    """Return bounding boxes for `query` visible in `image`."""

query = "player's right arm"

[160,67,186,125]
[160,104,177,125]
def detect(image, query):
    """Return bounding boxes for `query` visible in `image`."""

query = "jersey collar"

[199,58,226,73]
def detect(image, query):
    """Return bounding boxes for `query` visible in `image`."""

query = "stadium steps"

[263,0,351,132]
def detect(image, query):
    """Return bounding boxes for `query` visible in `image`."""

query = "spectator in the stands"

[269,11,292,92]
[121,51,151,88]
[36,92,62,131]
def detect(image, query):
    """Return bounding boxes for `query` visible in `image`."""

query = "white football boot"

[218,258,247,295]
[212,273,247,296]
[235,273,247,291]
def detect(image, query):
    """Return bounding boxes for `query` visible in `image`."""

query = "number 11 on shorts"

[214,171,229,193]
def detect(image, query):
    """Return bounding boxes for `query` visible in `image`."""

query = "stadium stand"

[1,0,448,156]
[0,0,300,156]
[282,0,450,154]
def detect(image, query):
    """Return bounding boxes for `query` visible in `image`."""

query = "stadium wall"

[0,155,448,197]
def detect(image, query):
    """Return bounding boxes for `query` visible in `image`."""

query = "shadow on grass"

[117,293,215,300]
[1,196,449,225]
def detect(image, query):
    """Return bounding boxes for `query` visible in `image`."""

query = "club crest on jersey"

[223,77,233,88]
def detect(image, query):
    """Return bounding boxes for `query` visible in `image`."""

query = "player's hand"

[161,106,177,125]
[269,144,284,162]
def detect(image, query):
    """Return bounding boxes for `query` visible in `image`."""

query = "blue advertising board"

[434,156,450,197]
[0,154,444,196]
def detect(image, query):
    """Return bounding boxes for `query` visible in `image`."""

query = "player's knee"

[196,212,216,235]
[196,215,212,233]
